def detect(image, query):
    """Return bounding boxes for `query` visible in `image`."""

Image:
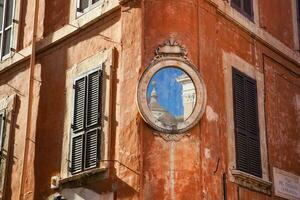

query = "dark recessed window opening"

[231,0,253,20]
[232,67,262,178]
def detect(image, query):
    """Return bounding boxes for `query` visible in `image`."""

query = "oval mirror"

[146,67,196,130]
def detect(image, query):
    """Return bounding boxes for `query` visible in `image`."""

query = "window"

[70,69,103,174]
[231,0,253,20]
[77,0,101,15]
[232,68,262,178]
[223,52,271,195]
[0,0,14,60]
[296,0,300,47]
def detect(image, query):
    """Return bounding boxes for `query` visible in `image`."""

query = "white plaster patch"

[204,148,211,159]
[49,188,114,200]
[169,142,176,200]
[206,106,219,122]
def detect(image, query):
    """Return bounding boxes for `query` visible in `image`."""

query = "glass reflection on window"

[147,67,196,130]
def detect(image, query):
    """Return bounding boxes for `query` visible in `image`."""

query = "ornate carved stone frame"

[137,39,207,140]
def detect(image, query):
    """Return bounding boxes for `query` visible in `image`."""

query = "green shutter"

[232,68,262,177]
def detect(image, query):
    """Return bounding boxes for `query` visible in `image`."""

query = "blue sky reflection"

[147,67,184,117]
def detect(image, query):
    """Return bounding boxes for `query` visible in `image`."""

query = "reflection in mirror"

[147,67,196,130]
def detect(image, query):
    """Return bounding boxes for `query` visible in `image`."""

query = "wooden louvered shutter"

[71,69,102,174]
[71,77,86,173]
[232,0,241,8]
[73,77,86,132]
[85,129,99,169]
[84,70,102,170]
[86,70,102,128]
[243,0,252,17]
[232,68,262,177]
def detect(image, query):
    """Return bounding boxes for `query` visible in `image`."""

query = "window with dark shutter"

[232,68,262,178]
[231,0,253,20]
[71,69,103,174]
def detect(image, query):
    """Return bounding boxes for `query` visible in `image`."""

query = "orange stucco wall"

[0,0,298,199]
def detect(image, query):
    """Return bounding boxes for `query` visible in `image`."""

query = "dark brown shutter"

[71,134,84,173]
[232,0,241,8]
[85,129,99,169]
[86,70,102,128]
[243,0,252,17]
[71,69,103,174]
[244,78,262,177]
[73,77,86,132]
[232,68,262,177]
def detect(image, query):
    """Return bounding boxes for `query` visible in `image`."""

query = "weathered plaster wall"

[142,0,300,199]
[0,0,299,199]
[264,56,300,177]
[142,0,204,199]
[259,0,295,49]
[19,0,45,50]
[0,63,32,200]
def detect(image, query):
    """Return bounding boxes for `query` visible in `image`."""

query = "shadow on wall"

[43,0,71,37]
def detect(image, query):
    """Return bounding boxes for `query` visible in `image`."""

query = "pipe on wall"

[19,0,40,198]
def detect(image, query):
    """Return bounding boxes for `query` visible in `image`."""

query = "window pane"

[80,0,88,11]
[92,0,99,4]
[232,0,241,8]
[2,28,11,56]
[0,0,3,30]
[297,0,300,20]
[5,0,13,27]
[243,0,252,17]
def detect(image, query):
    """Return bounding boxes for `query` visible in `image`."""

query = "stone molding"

[232,169,272,195]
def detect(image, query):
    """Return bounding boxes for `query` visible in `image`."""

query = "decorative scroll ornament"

[137,39,207,141]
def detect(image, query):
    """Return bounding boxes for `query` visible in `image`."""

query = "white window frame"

[69,0,119,28]
[0,0,20,62]
[60,48,114,182]
[76,0,102,18]
[223,52,272,195]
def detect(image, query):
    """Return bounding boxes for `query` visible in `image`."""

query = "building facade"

[0,0,298,199]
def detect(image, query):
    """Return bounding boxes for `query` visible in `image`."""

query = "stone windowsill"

[232,169,272,195]
[59,167,108,187]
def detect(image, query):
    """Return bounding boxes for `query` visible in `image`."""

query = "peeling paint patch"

[204,148,211,159]
[206,106,219,122]
[169,142,176,200]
